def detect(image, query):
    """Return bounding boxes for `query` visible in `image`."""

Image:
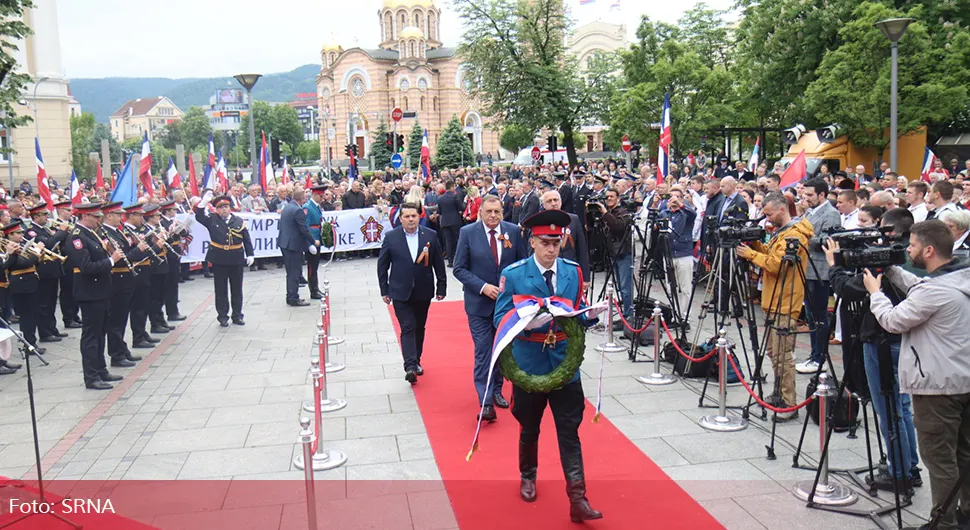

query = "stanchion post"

[637,302,676,386]
[298,417,319,530]
[294,364,348,471]
[699,329,747,432]
[319,304,345,373]
[303,356,346,413]
[793,373,857,505]
[595,287,626,353]
[324,279,345,346]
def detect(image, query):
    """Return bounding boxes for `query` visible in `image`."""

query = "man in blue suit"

[454,195,528,422]
[493,209,606,523]
[304,185,327,300]
[278,188,316,307]
[436,180,464,267]
[378,202,447,383]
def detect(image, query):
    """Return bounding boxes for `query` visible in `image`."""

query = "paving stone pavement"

[0,257,932,529]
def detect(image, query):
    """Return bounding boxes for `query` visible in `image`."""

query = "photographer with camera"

[593,188,634,330]
[660,188,697,313]
[736,192,814,420]
[823,208,921,494]
[864,219,970,529]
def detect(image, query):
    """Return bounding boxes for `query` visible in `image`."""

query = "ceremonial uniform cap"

[552,170,567,180]
[124,204,145,215]
[538,178,555,190]
[74,202,103,216]
[310,185,329,193]
[572,168,588,176]
[619,173,636,181]
[522,209,571,240]
[2,220,23,236]
[593,174,609,184]
[158,199,177,210]
[100,201,124,214]
[28,202,49,215]
[212,195,232,208]
[53,200,72,210]
[142,203,160,215]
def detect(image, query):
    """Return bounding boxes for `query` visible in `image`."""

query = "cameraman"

[660,188,697,314]
[823,208,920,493]
[865,220,970,529]
[736,192,813,420]
[595,188,634,329]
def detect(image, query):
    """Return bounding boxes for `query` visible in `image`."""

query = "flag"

[921,147,938,183]
[610,0,620,8]
[34,138,53,210]
[69,169,81,205]
[305,171,312,189]
[188,154,199,198]
[579,0,594,4]
[259,131,270,193]
[95,159,104,190]
[779,150,807,189]
[215,150,228,191]
[421,129,432,185]
[280,155,289,185]
[207,132,216,171]
[109,156,137,207]
[348,145,358,182]
[748,137,760,171]
[165,156,182,191]
[657,93,671,184]
[138,132,154,197]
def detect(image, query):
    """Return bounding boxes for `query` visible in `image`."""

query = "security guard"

[124,204,159,348]
[53,200,81,329]
[196,192,254,327]
[101,201,149,367]
[26,202,68,343]
[492,209,606,523]
[304,185,327,299]
[66,202,124,390]
[144,203,173,334]
[4,220,43,355]
[159,200,187,321]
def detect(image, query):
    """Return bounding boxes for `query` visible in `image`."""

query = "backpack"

[806,375,860,433]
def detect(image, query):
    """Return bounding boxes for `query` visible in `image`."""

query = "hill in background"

[71,64,320,122]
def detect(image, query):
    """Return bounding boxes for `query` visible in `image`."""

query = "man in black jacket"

[278,188,316,306]
[519,179,541,224]
[594,188,633,327]
[436,180,464,267]
[342,180,367,210]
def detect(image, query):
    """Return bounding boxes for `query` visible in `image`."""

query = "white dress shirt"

[841,209,860,230]
[954,230,969,251]
[909,202,928,223]
[404,227,420,261]
[533,255,558,293]
[483,221,503,264]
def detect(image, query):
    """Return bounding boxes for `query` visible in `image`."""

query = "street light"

[233,73,262,176]
[874,17,914,173]
[32,76,49,139]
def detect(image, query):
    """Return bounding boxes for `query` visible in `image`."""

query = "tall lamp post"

[32,76,50,139]
[874,17,914,173]
[233,73,262,177]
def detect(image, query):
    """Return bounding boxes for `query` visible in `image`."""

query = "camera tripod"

[628,218,687,361]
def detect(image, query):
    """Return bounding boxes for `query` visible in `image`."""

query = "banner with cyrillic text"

[177,207,392,262]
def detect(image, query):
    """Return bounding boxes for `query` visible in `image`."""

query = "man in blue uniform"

[493,209,606,523]
[304,185,327,299]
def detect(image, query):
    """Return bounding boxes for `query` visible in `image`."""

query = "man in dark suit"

[519,179,541,225]
[454,195,528,421]
[278,188,316,307]
[555,171,573,213]
[437,179,464,267]
[498,183,514,222]
[540,190,590,286]
[378,202,447,383]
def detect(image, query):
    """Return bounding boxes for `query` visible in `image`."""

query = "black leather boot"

[519,441,538,502]
[562,452,602,522]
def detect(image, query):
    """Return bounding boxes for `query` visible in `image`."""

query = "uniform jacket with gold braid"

[145,223,169,275]
[25,224,65,279]
[101,224,148,289]
[65,224,113,302]
[4,249,38,295]
[195,208,254,266]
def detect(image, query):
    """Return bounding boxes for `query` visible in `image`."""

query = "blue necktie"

[543,270,555,295]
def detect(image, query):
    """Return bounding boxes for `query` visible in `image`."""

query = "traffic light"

[385,133,393,147]
[345,144,353,157]
[350,144,359,158]
[396,134,405,152]
[547,135,558,153]
[271,138,281,166]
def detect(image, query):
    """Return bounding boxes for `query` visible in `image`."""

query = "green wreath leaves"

[321,221,334,248]
[498,313,587,393]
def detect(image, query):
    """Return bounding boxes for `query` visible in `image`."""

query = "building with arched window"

[317,0,501,166]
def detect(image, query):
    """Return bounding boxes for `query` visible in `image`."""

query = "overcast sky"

[58,0,733,79]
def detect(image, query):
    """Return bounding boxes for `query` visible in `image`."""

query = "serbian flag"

[165,156,182,191]
[305,171,312,189]
[921,147,938,182]
[69,169,81,205]
[657,93,671,184]
[748,137,760,171]
[138,131,154,197]
[280,155,289,185]
[420,129,431,185]
[34,138,53,210]
[259,131,270,193]
[95,158,104,190]
[207,132,216,171]
[780,149,807,189]
[188,154,199,198]
[215,150,228,191]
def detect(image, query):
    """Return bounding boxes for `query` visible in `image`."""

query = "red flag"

[95,159,104,189]
[34,139,53,210]
[779,150,806,189]
[305,172,312,189]
[138,132,154,197]
[188,155,199,198]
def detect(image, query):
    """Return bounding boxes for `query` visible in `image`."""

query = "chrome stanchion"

[302,357,346,413]
[294,361,348,471]
[297,417,319,530]
[323,279,345,346]
[637,303,676,386]
[595,288,626,353]
[318,303,344,373]
[699,329,747,432]
[793,373,858,505]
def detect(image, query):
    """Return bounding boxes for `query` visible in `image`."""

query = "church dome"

[383,0,434,8]
[321,39,342,52]
[399,26,424,39]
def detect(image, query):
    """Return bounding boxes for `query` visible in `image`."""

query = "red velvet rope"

[613,300,650,333]
[659,319,719,363]
[724,351,816,414]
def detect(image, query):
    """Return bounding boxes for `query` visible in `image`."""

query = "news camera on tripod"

[589,188,634,331]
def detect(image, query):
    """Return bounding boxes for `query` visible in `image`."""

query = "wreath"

[321,221,335,248]
[498,312,587,393]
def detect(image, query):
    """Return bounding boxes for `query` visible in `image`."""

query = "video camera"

[827,227,907,269]
[713,217,766,247]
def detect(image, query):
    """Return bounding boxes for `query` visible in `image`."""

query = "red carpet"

[389,301,723,530]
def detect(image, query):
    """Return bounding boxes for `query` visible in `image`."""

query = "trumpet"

[50,218,75,233]
[122,225,163,263]
[0,237,66,262]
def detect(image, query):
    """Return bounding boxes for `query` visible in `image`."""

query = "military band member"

[66,202,124,390]
[144,204,174,334]
[304,185,327,299]
[53,200,81,329]
[196,192,254,327]
[159,200,187,321]
[0,240,17,375]
[493,209,606,522]
[4,220,43,355]
[101,201,148,367]
[125,204,159,348]
[26,202,68,343]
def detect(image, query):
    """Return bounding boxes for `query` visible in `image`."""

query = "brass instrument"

[145,224,179,255]
[0,237,66,262]
[50,218,75,233]
[122,225,163,263]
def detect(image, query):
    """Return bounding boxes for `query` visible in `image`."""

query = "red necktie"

[489,229,499,266]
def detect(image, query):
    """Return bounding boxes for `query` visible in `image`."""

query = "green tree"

[91,123,121,172]
[294,140,319,164]
[678,3,733,70]
[406,120,424,169]
[270,104,304,147]
[436,115,474,169]
[159,120,181,150]
[69,112,97,180]
[370,119,393,170]
[499,123,534,153]
[0,1,35,159]
[179,106,214,151]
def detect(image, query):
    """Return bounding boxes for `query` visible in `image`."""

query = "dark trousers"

[468,313,503,405]
[441,225,460,264]
[805,279,830,364]
[149,273,167,327]
[912,393,970,529]
[37,277,59,338]
[130,280,150,342]
[213,264,243,320]
[306,251,321,295]
[392,297,431,372]
[512,380,585,478]
[12,293,38,347]
[107,287,134,361]
[166,261,180,317]
[180,262,191,281]
[59,272,79,324]
[78,299,110,385]
[281,249,302,303]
